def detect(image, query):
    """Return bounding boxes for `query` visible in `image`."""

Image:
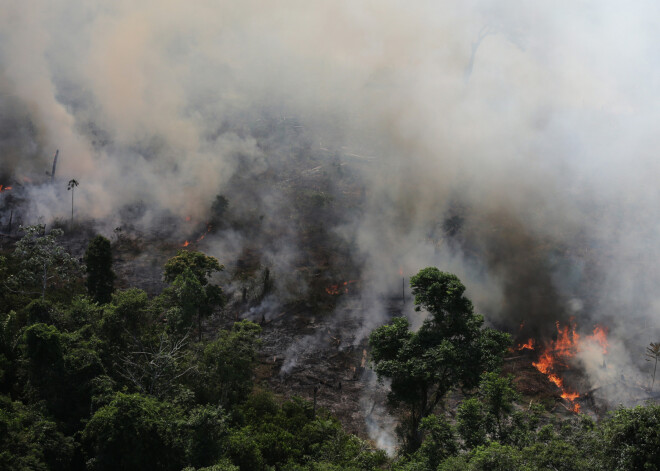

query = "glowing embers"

[0,185,12,192]
[325,280,359,295]
[527,322,609,413]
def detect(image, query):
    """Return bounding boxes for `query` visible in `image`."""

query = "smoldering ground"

[2,0,660,441]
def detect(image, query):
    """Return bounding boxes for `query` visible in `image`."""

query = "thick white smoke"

[2,0,660,434]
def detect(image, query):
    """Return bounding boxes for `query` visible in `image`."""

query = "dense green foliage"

[10,225,82,300]
[599,404,660,471]
[1,231,658,470]
[164,250,225,340]
[393,367,660,471]
[0,232,386,470]
[164,250,223,286]
[84,235,116,304]
[369,268,511,451]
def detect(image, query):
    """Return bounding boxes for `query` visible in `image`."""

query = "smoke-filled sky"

[2,1,660,400]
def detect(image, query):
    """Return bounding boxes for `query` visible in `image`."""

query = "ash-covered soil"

[214,293,401,440]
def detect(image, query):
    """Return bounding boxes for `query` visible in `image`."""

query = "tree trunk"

[42,261,47,299]
[71,188,74,226]
[406,392,426,452]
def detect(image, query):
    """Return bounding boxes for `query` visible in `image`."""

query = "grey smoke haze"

[2,0,660,409]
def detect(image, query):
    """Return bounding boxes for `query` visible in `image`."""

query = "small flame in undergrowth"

[181,222,212,247]
[0,185,12,192]
[325,280,359,295]
[197,224,211,242]
[531,321,609,413]
[516,338,535,351]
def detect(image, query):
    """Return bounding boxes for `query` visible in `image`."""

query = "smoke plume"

[2,0,660,429]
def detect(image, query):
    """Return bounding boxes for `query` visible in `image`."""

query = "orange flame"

[0,185,12,192]
[325,280,359,295]
[532,322,581,411]
[180,222,212,247]
[586,325,608,354]
[516,338,535,351]
[531,322,608,413]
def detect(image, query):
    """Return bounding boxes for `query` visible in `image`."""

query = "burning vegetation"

[325,279,359,295]
[2,2,660,468]
[509,322,611,413]
[181,222,212,247]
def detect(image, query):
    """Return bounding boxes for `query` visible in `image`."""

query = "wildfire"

[181,222,212,247]
[325,280,359,295]
[530,321,609,413]
[516,338,535,351]
[0,185,12,192]
[589,325,608,354]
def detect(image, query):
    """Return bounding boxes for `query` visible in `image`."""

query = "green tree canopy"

[164,251,224,340]
[600,404,660,471]
[81,392,186,471]
[12,225,81,300]
[0,395,75,471]
[84,235,116,304]
[369,268,511,452]
[172,267,206,338]
[197,320,261,406]
[164,250,223,286]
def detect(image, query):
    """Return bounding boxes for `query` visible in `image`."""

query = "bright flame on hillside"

[0,185,12,192]
[529,322,609,413]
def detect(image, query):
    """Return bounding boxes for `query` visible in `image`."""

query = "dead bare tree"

[646,342,660,392]
[118,332,195,398]
[464,25,495,83]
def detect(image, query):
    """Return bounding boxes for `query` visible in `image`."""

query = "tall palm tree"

[67,179,79,226]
